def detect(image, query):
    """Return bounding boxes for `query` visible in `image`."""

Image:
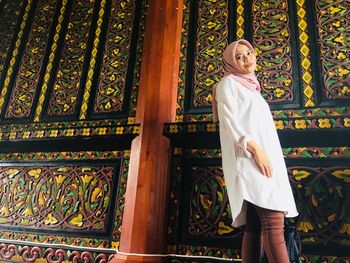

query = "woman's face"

[235,44,257,74]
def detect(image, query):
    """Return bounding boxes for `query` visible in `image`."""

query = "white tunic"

[216,75,298,227]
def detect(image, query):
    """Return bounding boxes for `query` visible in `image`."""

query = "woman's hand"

[247,140,273,177]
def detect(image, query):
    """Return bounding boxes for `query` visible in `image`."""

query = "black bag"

[284,218,302,263]
[260,218,302,263]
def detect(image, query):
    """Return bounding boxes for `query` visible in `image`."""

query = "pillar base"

[110,253,167,263]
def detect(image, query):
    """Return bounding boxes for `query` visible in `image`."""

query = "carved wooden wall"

[0,0,146,261]
[164,0,350,262]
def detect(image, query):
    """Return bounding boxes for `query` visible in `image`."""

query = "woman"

[212,39,298,263]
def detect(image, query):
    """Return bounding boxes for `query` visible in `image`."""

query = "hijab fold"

[212,39,261,122]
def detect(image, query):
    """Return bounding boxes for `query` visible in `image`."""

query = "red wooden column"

[111,0,183,262]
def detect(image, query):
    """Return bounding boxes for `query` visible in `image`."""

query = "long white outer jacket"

[216,75,298,227]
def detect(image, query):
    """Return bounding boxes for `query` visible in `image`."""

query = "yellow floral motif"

[34,259,48,263]
[275,88,285,98]
[112,241,120,249]
[280,29,289,37]
[18,95,27,101]
[9,131,17,139]
[218,221,234,235]
[340,223,350,235]
[205,48,216,57]
[22,131,31,139]
[111,60,119,68]
[175,115,183,122]
[169,124,178,133]
[207,64,215,71]
[205,94,213,103]
[341,86,350,95]
[297,220,314,233]
[334,35,345,43]
[283,79,292,86]
[81,174,93,185]
[28,169,42,179]
[23,208,33,217]
[82,128,91,136]
[208,36,215,42]
[292,169,311,181]
[98,127,107,135]
[337,52,346,60]
[116,127,124,134]
[207,21,217,29]
[344,117,350,127]
[205,78,215,86]
[329,6,341,15]
[35,130,44,138]
[318,118,331,128]
[187,124,196,132]
[38,193,46,206]
[65,129,74,136]
[279,14,287,22]
[91,187,102,202]
[199,194,212,210]
[133,126,140,134]
[55,174,66,185]
[295,119,307,129]
[328,213,336,222]
[49,130,58,137]
[207,123,216,132]
[127,117,135,124]
[209,8,216,15]
[174,147,182,155]
[70,213,83,227]
[338,67,349,76]
[105,102,111,109]
[274,120,284,130]
[0,206,9,215]
[44,213,59,225]
[63,104,70,112]
[332,169,350,183]
[7,169,20,177]
[215,176,225,187]
[124,150,130,157]
[332,21,340,27]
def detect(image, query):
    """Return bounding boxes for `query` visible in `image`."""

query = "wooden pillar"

[111,0,183,262]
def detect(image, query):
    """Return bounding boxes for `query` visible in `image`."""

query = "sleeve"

[216,78,252,158]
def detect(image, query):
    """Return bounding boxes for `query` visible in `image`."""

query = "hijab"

[212,39,261,122]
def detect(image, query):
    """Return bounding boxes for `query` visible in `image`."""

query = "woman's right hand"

[247,140,273,177]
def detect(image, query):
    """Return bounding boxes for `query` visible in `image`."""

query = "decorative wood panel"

[0,0,33,113]
[167,153,350,261]
[0,163,116,233]
[175,0,350,122]
[0,0,146,140]
[296,0,316,107]
[0,0,23,88]
[253,0,297,105]
[0,242,115,263]
[314,0,350,102]
[0,150,129,250]
[45,0,96,118]
[4,0,59,120]
[91,0,136,117]
[177,0,229,118]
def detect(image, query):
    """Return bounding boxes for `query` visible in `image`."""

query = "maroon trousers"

[241,202,290,263]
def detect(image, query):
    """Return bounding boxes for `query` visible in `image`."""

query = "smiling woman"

[212,39,299,263]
